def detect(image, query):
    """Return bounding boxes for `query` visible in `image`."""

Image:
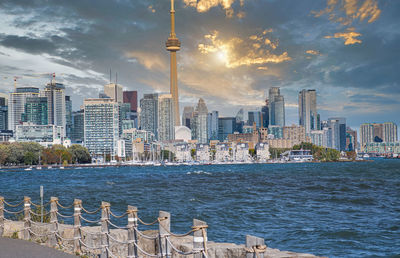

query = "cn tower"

[166,0,181,126]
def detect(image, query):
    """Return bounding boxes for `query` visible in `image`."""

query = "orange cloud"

[182,0,247,18]
[325,30,362,45]
[306,50,321,55]
[314,0,381,25]
[198,30,290,68]
[125,51,167,71]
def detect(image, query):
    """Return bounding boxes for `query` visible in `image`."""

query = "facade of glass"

[299,89,318,134]
[21,97,48,125]
[40,82,66,136]
[192,98,208,144]
[15,123,63,146]
[8,87,40,132]
[158,94,174,141]
[71,109,84,143]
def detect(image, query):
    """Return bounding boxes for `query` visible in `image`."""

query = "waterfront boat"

[47,166,52,169]
[36,166,42,170]
[24,166,33,171]
[60,166,65,169]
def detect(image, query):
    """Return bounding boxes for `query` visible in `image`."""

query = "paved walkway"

[0,237,76,258]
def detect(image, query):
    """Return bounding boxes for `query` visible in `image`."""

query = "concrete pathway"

[0,237,76,258]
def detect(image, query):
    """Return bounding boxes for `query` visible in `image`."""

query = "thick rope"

[80,206,101,214]
[106,247,119,258]
[79,215,101,224]
[137,217,159,226]
[245,245,267,258]
[133,227,159,240]
[159,222,195,238]
[56,211,74,218]
[56,201,74,209]
[55,232,75,241]
[3,208,25,214]
[109,210,128,218]
[166,237,199,255]
[3,200,24,207]
[29,200,51,208]
[107,220,129,230]
[28,228,55,237]
[79,239,103,250]
[30,210,50,217]
[106,232,132,244]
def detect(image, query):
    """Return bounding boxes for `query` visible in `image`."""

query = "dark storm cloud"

[0,35,56,54]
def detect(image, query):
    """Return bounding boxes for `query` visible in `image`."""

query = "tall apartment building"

[158,94,174,141]
[346,127,357,151]
[207,111,219,141]
[8,87,40,132]
[71,109,84,143]
[140,94,158,138]
[191,98,208,144]
[84,98,120,156]
[182,106,194,129]
[269,87,285,127]
[123,91,138,112]
[328,117,346,151]
[104,83,123,103]
[310,128,330,148]
[21,97,48,125]
[299,89,318,134]
[261,99,269,128]
[65,96,72,139]
[40,81,66,136]
[248,111,261,128]
[360,122,398,151]
[218,117,236,142]
[0,97,7,130]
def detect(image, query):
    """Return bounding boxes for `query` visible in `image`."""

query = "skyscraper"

[328,117,346,151]
[104,83,123,103]
[182,106,194,128]
[299,89,318,134]
[8,87,39,132]
[0,97,7,130]
[218,117,236,142]
[72,109,84,143]
[40,78,66,136]
[65,96,72,139]
[360,122,398,151]
[261,99,269,128]
[140,94,158,138]
[166,0,181,126]
[192,98,208,144]
[269,87,285,127]
[207,111,219,141]
[123,91,138,112]
[84,98,120,157]
[158,94,175,141]
[248,111,261,128]
[21,97,48,125]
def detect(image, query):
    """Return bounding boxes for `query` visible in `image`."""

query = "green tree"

[24,151,36,165]
[190,149,196,160]
[0,144,10,165]
[68,145,91,164]
[249,148,256,157]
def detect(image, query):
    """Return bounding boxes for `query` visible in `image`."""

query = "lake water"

[1,159,399,257]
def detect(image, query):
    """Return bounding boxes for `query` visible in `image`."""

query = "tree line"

[0,142,91,166]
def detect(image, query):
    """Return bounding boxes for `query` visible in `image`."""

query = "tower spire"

[166,0,181,126]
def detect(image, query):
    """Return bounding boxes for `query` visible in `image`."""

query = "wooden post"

[49,197,59,247]
[0,196,4,237]
[73,199,82,254]
[100,201,110,258]
[23,196,31,240]
[193,219,208,258]
[158,211,171,258]
[127,205,138,258]
[246,235,265,258]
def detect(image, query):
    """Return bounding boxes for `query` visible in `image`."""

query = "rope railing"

[0,196,215,258]
[4,200,24,207]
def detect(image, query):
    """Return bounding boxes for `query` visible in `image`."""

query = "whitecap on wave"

[186,170,212,175]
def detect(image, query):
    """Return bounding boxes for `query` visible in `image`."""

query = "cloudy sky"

[0,0,399,129]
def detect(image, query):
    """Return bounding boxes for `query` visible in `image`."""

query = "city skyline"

[0,0,399,129]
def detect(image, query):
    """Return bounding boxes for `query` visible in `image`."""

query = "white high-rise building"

[192,98,208,144]
[104,83,123,103]
[299,89,318,134]
[84,98,120,157]
[40,81,66,136]
[8,87,40,133]
[158,94,174,141]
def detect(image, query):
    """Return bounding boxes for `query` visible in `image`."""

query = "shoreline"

[0,159,374,171]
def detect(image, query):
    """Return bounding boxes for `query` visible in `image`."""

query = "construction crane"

[2,73,66,92]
